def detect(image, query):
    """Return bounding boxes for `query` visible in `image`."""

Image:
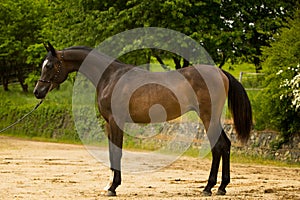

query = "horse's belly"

[129,104,183,123]
[127,84,186,123]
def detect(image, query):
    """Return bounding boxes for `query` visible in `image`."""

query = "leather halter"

[38,79,51,83]
[38,51,64,84]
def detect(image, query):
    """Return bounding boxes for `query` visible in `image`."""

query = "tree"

[0,0,48,91]
[2,0,297,87]
[94,0,226,68]
[255,9,300,146]
[220,0,298,71]
[81,0,297,69]
[28,0,297,70]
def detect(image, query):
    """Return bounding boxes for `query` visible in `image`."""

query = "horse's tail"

[222,70,253,143]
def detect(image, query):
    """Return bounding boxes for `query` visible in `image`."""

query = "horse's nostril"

[33,89,44,99]
[33,89,39,96]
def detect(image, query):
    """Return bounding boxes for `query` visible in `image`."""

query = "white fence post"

[239,71,243,83]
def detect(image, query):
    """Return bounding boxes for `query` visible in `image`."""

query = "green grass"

[148,57,174,72]
[0,81,77,141]
[183,147,300,168]
[0,85,38,106]
[0,80,73,105]
[222,62,256,78]
[230,152,300,167]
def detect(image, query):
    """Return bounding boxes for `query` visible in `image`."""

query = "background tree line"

[0,0,299,143]
[1,0,297,90]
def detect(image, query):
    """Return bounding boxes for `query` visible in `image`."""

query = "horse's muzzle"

[33,84,51,99]
[33,88,47,99]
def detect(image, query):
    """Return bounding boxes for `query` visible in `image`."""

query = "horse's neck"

[59,49,89,72]
[60,48,126,86]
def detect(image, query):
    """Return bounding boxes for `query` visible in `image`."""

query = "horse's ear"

[43,42,50,52]
[47,42,57,57]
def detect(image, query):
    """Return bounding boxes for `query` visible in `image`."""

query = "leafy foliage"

[0,0,48,91]
[1,0,298,88]
[280,64,300,111]
[220,0,297,70]
[37,0,297,69]
[254,9,300,146]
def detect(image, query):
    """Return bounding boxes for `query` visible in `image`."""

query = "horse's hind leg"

[217,130,231,195]
[203,135,222,196]
[103,118,123,196]
[203,128,231,196]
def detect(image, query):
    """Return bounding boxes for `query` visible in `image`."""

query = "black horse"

[34,42,252,196]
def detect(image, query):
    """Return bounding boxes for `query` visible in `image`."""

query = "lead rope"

[0,99,44,133]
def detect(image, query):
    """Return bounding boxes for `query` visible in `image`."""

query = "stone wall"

[224,124,300,163]
[126,122,300,163]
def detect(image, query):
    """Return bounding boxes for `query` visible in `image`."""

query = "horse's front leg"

[103,119,123,196]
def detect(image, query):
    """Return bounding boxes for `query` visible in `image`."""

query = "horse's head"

[33,42,68,99]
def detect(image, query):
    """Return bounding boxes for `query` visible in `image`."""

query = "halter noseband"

[38,51,64,84]
[38,79,51,83]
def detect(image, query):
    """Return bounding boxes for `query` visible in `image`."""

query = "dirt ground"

[0,136,299,200]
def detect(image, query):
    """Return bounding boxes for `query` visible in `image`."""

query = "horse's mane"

[63,46,93,52]
[63,46,126,64]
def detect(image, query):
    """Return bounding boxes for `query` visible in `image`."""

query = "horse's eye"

[46,63,53,69]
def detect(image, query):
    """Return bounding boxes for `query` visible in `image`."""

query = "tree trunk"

[16,64,28,93]
[18,77,28,93]
[2,77,9,91]
[183,59,189,68]
[254,56,262,73]
[173,56,182,69]
[218,52,227,69]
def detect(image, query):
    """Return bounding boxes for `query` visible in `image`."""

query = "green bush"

[254,10,300,147]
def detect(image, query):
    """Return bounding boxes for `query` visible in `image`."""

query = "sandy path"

[0,136,299,200]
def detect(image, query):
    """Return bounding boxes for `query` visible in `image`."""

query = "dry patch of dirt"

[0,136,299,199]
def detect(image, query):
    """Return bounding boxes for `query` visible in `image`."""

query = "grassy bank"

[0,82,78,142]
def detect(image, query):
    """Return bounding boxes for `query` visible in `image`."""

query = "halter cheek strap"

[38,51,64,84]
[38,63,61,84]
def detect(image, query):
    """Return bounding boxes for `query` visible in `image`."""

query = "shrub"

[255,10,300,147]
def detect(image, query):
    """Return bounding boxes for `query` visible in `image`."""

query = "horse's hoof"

[216,189,226,195]
[107,190,117,196]
[202,190,212,196]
